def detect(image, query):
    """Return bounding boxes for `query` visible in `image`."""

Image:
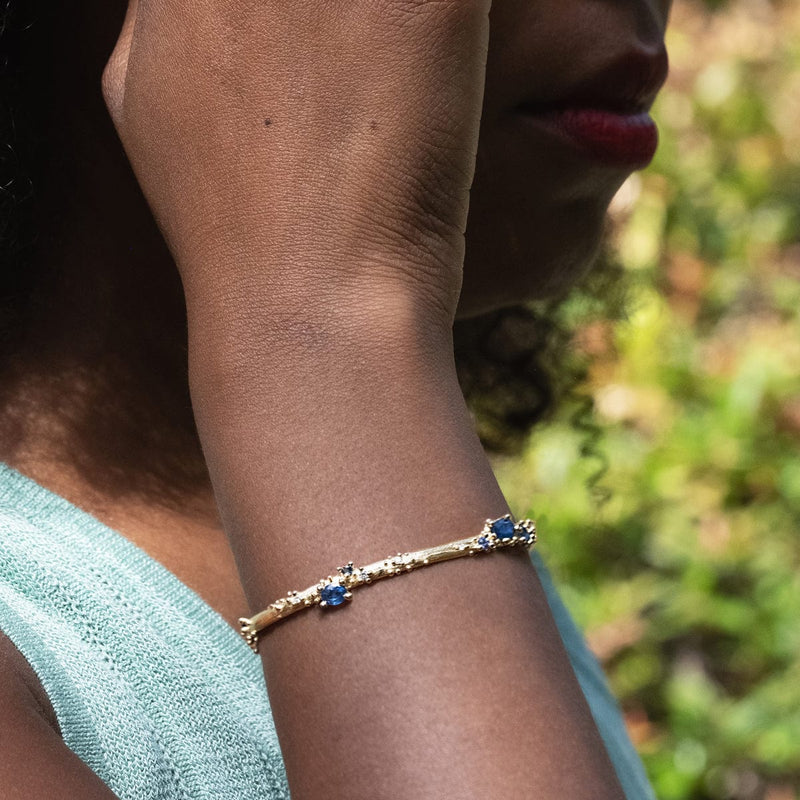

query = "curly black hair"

[0,1,629,463]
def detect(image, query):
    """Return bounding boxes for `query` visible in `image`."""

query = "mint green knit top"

[0,463,654,799]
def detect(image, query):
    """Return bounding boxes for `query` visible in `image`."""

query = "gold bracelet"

[238,514,537,652]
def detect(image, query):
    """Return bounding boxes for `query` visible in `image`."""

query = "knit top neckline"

[0,461,252,662]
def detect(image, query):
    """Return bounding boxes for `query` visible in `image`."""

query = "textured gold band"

[238,514,537,653]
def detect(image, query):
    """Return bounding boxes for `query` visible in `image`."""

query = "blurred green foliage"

[493,1,800,798]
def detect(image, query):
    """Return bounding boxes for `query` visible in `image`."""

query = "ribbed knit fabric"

[0,462,655,799]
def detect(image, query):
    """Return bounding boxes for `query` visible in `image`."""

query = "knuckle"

[100,57,125,125]
[101,29,141,132]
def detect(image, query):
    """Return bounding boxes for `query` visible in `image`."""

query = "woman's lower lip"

[517,108,659,168]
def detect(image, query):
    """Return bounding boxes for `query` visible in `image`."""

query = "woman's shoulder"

[0,630,120,800]
[0,463,291,800]
[0,629,58,733]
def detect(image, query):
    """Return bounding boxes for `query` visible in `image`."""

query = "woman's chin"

[457,215,608,319]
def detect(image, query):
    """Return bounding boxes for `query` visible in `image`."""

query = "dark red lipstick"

[523,108,659,167]
[515,47,669,168]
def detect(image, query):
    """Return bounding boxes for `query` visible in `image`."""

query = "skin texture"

[0,1,670,798]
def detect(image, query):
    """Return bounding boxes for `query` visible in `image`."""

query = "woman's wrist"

[185,298,504,603]
[184,276,459,403]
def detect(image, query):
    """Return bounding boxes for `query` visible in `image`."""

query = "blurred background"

[491,0,800,797]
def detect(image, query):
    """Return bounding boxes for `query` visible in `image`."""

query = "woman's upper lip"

[516,46,670,116]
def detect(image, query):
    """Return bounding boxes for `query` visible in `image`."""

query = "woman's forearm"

[186,294,625,800]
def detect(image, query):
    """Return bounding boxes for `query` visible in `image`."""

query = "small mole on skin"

[264,118,272,127]
[370,120,378,131]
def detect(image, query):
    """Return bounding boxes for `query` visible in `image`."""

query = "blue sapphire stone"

[491,517,516,540]
[478,535,491,551]
[320,583,348,607]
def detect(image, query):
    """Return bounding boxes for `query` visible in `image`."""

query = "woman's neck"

[0,140,216,529]
[0,4,252,624]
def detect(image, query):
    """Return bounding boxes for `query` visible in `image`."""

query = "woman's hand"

[103,0,492,327]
